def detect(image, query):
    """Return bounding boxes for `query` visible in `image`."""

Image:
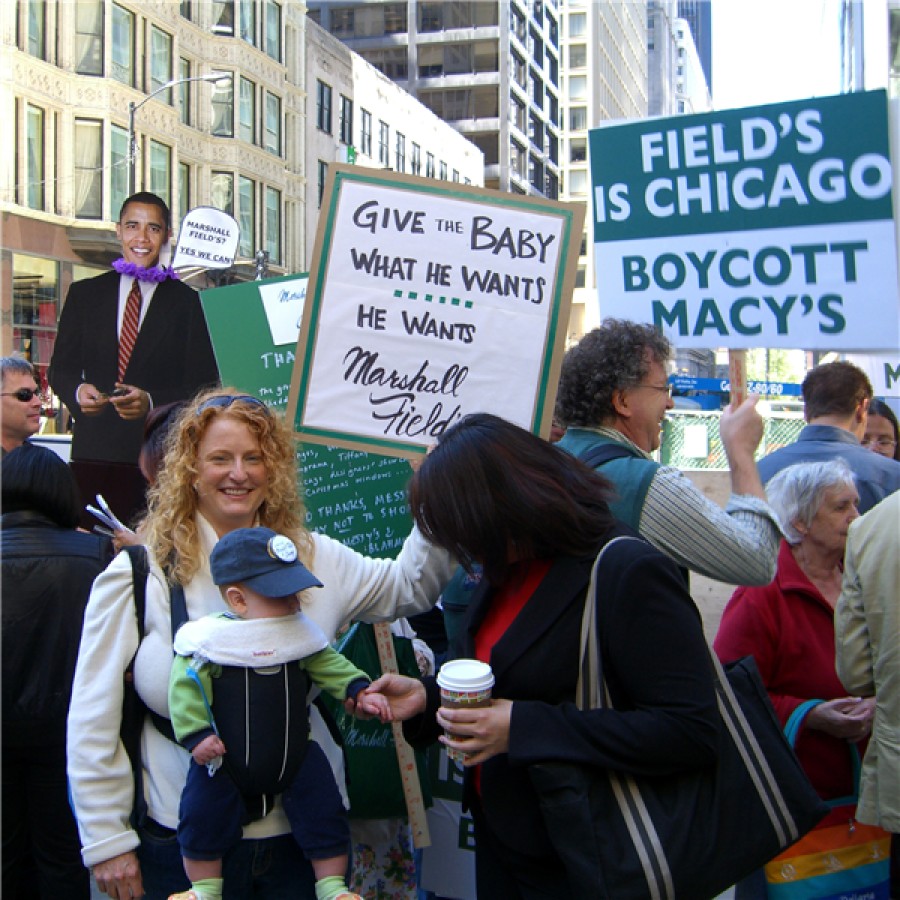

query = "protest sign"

[846,352,900,399]
[288,165,584,457]
[589,90,899,351]
[173,206,240,270]
[200,275,416,554]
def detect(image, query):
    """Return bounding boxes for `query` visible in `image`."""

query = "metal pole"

[127,99,137,195]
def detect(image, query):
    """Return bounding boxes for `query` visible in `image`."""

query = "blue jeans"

[137,818,316,900]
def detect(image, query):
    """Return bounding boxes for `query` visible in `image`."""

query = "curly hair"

[139,387,311,585]
[554,319,671,427]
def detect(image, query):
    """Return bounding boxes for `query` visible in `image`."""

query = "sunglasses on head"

[196,394,270,415]
[1,387,43,402]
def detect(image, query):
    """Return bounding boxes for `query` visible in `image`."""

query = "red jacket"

[714,540,859,803]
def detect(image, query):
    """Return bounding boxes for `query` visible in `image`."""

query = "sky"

[710,0,842,110]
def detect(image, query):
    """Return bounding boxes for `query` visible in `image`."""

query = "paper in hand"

[86,494,127,531]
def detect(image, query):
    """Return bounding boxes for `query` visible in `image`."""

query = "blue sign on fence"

[670,376,801,396]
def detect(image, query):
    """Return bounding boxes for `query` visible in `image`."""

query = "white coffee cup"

[436,659,495,762]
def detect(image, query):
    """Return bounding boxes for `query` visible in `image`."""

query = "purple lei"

[112,257,180,283]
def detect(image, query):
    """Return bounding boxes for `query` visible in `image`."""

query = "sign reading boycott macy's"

[589,89,899,351]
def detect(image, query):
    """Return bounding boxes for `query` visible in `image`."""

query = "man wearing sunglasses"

[48,191,219,527]
[1,356,43,455]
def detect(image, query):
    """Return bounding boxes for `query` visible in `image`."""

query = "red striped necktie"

[118,278,143,382]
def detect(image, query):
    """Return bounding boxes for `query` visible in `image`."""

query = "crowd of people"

[2,195,899,899]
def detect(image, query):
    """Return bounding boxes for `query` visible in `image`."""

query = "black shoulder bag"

[529,536,828,899]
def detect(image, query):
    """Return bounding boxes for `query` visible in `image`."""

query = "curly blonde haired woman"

[67,388,454,900]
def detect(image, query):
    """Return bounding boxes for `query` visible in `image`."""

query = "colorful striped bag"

[765,699,892,900]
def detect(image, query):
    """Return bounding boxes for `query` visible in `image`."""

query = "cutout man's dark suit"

[49,270,219,524]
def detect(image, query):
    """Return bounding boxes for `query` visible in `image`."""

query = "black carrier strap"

[577,442,642,469]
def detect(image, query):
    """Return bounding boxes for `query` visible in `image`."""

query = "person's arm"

[834,526,876,697]
[639,465,780,585]
[168,654,219,751]
[308,528,455,636]
[66,551,143,868]
[507,545,719,778]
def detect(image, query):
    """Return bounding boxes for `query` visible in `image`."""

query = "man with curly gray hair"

[554,319,780,586]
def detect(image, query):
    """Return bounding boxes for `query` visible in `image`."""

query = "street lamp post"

[127,73,229,195]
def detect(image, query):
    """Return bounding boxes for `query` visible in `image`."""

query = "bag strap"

[576,535,643,710]
[783,698,862,807]
[577,442,642,470]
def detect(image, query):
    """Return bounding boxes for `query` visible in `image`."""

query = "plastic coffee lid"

[437,658,494,692]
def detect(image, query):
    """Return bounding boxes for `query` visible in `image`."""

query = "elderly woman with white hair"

[714,458,876,897]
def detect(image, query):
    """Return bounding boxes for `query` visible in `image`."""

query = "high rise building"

[677,0,712,95]
[560,0,648,338]
[307,0,563,199]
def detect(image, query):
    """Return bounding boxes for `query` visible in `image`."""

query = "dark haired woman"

[863,398,900,461]
[370,413,720,899]
[2,445,112,898]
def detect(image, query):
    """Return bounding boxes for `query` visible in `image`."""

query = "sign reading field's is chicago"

[589,89,899,350]
[288,165,584,456]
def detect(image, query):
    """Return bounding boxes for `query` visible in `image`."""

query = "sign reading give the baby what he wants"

[287,165,584,458]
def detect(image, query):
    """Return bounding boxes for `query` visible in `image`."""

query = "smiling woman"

[66,386,455,900]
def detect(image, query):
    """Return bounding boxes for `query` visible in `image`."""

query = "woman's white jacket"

[67,516,453,868]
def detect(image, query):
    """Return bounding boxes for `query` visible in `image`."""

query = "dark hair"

[555,319,671,427]
[138,400,188,484]
[408,413,615,584]
[1,445,81,527]
[801,361,872,421]
[119,191,171,230]
[867,398,900,461]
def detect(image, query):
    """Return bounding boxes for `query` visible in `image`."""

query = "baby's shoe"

[168,892,202,900]
[334,894,364,900]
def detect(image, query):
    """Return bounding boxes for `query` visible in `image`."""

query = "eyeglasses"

[861,437,897,450]
[636,383,673,399]
[196,394,270,415]
[1,387,44,403]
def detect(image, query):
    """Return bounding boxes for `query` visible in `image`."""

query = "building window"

[360,108,372,156]
[11,253,60,390]
[24,103,45,210]
[316,80,332,133]
[180,0,192,19]
[238,175,255,257]
[419,3,442,31]
[149,141,171,208]
[265,186,281,264]
[111,123,129,217]
[179,58,191,125]
[111,4,135,86]
[149,26,174,104]
[452,168,459,182]
[570,137,587,163]
[395,132,406,172]
[239,0,255,44]
[75,0,103,75]
[439,160,448,180]
[569,106,587,131]
[212,0,234,35]
[24,0,47,59]
[264,92,281,155]
[74,118,102,219]
[569,74,587,101]
[569,12,586,38]
[339,95,353,145]
[378,120,389,166]
[411,142,421,176]
[567,169,587,196]
[239,77,256,143]
[211,75,235,137]
[569,43,586,68]
[425,152,435,178]
[332,7,354,36]
[384,2,407,33]
[265,0,281,61]
[211,171,234,214]
[317,159,327,207]
[178,162,191,222]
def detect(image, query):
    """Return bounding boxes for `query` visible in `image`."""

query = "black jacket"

[1,510,112,746]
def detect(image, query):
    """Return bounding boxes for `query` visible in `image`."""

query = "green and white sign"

[589,90,899,350]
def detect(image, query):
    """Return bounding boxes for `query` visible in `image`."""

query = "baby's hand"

[192,734,226,765]
[354,688,393,723]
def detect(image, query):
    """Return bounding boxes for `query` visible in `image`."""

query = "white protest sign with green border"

[288,165,584,457]
[589,90,899,350]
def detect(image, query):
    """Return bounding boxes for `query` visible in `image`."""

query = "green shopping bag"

[319,622,432,820]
